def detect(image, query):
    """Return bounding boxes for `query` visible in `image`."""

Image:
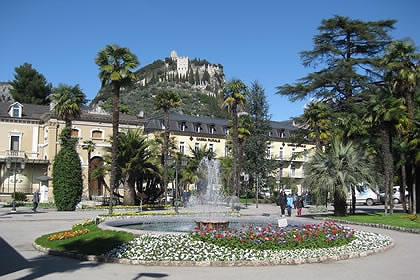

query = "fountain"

[101,157,284,234]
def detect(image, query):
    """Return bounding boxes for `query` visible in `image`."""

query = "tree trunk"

[400,162,407,212]
[163,110,170,203]
[87,151,91,200]
[109,82,120,214]
[381,126,394,215]
[334,192,347,216]
[351,185,356,214]
[232,106,239,197]
[123,174,136,205]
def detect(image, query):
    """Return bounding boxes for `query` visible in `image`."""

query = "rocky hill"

[90,50,228,119]
[0,83,14,102]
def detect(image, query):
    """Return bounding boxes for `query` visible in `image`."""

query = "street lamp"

[167,156,187,214]
[6,156,26,213]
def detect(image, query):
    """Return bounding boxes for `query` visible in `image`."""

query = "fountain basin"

[195,220,229,231]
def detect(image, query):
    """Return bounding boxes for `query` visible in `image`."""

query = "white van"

[347,186,380,206]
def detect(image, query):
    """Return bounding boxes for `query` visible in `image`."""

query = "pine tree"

[195,69,200,85]
[10,63,52,104]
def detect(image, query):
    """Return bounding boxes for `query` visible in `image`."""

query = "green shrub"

[13,192,27,201]
[52,127,83,211]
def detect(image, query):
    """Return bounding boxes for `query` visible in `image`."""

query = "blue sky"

[1,0,419,121]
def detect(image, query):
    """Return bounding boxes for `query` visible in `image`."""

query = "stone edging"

[320,218,420,234]
[32,239,394,267]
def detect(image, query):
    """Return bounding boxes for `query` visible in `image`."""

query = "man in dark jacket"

[277,191,287,217]
[32,189,40,212]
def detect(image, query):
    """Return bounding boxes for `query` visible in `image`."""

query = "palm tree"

[50,84,87,128]
[95,44,139,214]
[383,40,420,214]
[304,138,375,216]
[366,87,407,215]
[82,140,96,200]
[115,129,157,205]
[222,79,247,197]
[296,101,332,150]
[154,89,181,201]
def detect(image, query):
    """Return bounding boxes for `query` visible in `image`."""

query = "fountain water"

[188,157,226,208]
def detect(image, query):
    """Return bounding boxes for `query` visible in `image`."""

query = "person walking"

[277,191,287,217]
[296,195,304,216]
[286,194,294,217]
[32,188,40,212]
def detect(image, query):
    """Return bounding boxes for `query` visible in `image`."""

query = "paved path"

[0,204,419,280]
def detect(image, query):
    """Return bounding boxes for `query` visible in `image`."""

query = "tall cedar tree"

[95,44,139,214]
[52,127,83,211]
[277,16,396,213]
[10,63,52,104]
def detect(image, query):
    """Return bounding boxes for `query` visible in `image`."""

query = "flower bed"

[48,228,90,241]
[103,222,392,263]
[191,221,355,250]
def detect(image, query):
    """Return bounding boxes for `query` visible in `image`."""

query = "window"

[280,129,285,138]
[225,145,229,156]
[209,125,215,134]
[291,164,296,177]
[195,123,201,133]
[12,104,20,117]
[161,121,165,129]
[180,122,186,132]
[44,127,48,140]
[279,147,283,160]
[71,129,79,138]
[268,131,272,137]
[10,136,20,151]
[180,141,185,154]
[224,127,229,135]
[209,143,214,153]
[280,168,283,177]
[195,143,199,152]
[266,145,271,159]
[92,130,103,139]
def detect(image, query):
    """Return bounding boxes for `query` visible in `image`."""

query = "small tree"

[52,127,83,211]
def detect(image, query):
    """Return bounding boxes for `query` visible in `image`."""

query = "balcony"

[1,150,26,159]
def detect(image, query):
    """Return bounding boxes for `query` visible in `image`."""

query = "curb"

[319,218,420,234]
[32,238,395,267]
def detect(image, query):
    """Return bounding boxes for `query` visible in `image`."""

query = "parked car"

[347,186,380,206]
[380,186,408,204]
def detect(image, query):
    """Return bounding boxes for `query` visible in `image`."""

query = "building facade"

[0,103,313,202]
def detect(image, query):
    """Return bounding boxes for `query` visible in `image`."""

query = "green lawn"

[35,223,136,255]
[328,213,420,229]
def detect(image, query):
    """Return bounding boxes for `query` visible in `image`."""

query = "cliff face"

[0,83,14,102]
[90,51,228,119]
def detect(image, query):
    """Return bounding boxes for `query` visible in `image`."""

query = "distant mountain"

[90,50,229,119]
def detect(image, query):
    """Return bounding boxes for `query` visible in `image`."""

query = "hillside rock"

[90,51,227,119]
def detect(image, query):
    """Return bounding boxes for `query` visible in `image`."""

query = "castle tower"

[170,50,178,60]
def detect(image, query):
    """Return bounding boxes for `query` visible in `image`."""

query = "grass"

[35,223,136,255]
[328,212,420,229]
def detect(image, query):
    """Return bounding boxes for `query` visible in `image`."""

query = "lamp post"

[6,156,26,213]
[167,156,187,214]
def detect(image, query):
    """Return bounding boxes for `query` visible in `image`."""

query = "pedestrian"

[296,195,304,216]
[276,191,287,217]
[32,188,40,212]
[286,194,294,217]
